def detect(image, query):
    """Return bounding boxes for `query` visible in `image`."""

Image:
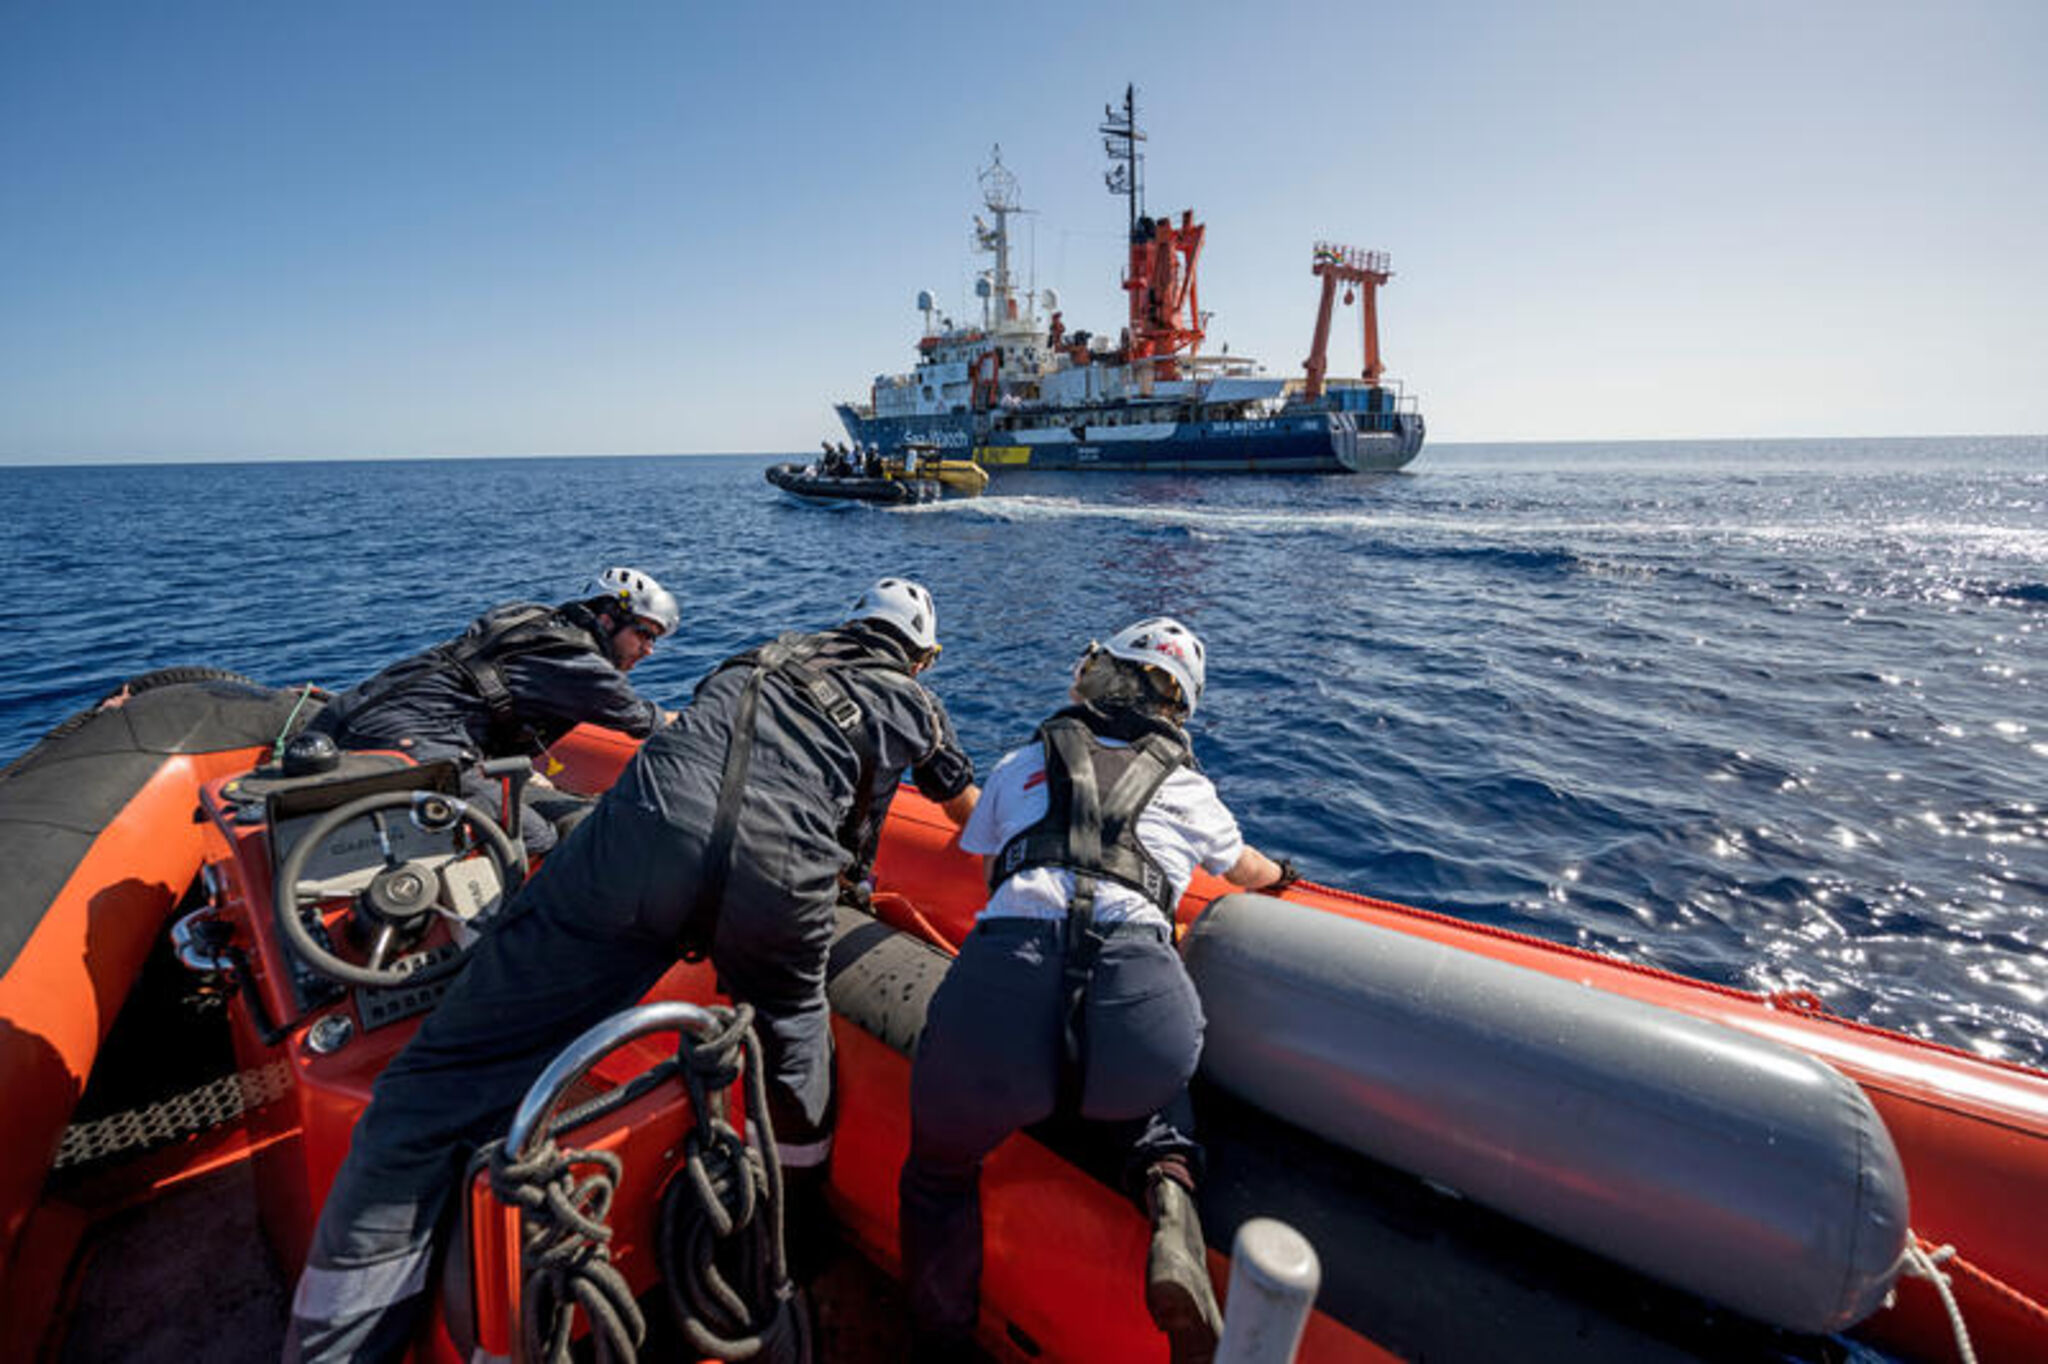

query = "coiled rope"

[489,1138,646,1364]
[658,1002,813,1363]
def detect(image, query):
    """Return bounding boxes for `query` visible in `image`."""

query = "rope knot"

[1901,1231,1978,1364]
[679,1002,755,1091]
[489,1138,643,1363]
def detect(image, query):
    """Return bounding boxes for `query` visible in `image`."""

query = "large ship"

[836,88,1426,474]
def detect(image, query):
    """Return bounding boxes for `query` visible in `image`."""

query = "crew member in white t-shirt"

[898,617,1297,1364]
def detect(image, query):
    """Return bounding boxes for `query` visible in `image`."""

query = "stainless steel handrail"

[503,1001,724,1162]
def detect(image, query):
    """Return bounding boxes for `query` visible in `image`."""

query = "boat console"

[183,742,748,1361]
[196,750,514,1032]
[179,753,494,1284]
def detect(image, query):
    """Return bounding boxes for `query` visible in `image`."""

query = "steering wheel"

[274,788,526,989]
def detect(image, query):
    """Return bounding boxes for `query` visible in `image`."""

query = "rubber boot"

[1143,1166,1223,1364]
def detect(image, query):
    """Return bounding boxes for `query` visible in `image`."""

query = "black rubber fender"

[0,674,307,975]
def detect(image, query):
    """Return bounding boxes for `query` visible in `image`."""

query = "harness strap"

[1050,722,1107,1115]
[452,652,518,729]
[1098,734,1185,903]
[789,650,883,855]
[451,608,604,753]
[681,664,768,961]
[679,633,897,960]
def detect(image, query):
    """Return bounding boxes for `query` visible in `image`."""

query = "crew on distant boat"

[818,441,856,478]
[804,441,893,484]
[900,616,1297,1363]
[305,567,679,856]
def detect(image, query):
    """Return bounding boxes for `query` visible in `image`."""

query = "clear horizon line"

[3,431,2043,471]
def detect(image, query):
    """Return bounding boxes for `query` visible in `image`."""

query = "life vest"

[989,705,1192,1112]
[319,602,605,755]
[990,708,1190,916]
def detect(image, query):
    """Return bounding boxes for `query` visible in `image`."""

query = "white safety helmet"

[593,566,680,637]
[850,577,939,654]
[1087,616,1207,718]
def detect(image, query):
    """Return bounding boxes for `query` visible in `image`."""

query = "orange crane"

[1122,210,1206,378]
[1303,242,1392,400]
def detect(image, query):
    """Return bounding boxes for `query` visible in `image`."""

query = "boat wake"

[937,497,2048,608]
[960,495,2047,553]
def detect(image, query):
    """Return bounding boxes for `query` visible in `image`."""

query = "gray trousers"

[285,796,839,1363]
[454,763,562,856]
[899,917,1205,1351]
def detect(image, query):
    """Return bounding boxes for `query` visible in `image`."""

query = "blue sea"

[3,438,2043,1069]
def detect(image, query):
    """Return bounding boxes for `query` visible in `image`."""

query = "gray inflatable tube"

[1182,894,1909,1335]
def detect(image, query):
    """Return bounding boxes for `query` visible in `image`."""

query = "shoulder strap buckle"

[461,659,516,720]
[790,667,862,732]
[824,689,862,730]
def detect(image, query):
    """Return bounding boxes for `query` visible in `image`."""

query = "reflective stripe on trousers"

[777,1133,834,1169]
[290,1242,433,1327]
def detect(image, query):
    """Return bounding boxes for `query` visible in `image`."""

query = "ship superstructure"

[836,87,1425,473]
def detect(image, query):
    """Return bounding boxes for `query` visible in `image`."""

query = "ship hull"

[836,405,1423,474]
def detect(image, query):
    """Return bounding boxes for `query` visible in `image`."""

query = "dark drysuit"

[310,600,664,854]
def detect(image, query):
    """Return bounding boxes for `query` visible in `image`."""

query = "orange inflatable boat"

[4,683,2045,1363]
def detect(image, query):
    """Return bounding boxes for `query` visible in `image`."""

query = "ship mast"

[1101,84,1205,380]
[1101,84,1144,240]
[974,147,1024,333]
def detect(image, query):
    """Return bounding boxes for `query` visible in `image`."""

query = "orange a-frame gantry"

[1304,242,1392,399]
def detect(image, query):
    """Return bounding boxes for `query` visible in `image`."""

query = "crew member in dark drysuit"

[899,617,1295,1364]
[286,577,979,1363]
[307,566,679,856]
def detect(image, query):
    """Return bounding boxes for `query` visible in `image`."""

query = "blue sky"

[2,0,2043,462]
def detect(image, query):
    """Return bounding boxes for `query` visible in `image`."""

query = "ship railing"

[1311,241,1391,277]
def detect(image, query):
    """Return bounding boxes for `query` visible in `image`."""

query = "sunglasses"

[626,622,662,644]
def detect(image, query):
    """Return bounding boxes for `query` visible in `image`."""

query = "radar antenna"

[974,146,1027,332]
